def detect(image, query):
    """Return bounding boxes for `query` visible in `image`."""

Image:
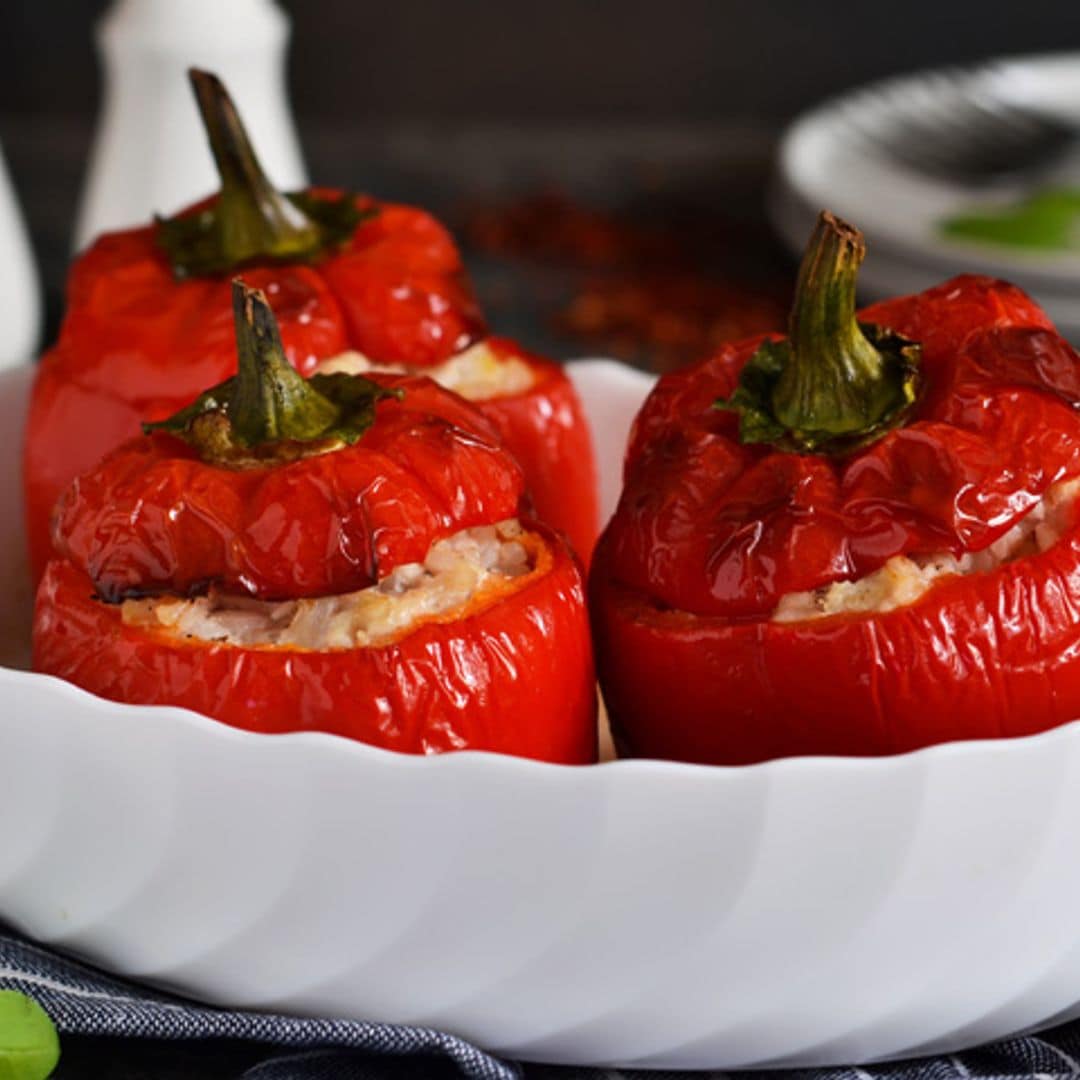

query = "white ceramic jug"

[73,0,307,252]
[0,143,41,370]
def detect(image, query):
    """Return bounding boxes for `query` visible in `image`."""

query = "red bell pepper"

[466,337,598,563]
[34,282,597,763]
[591,211,1080,764]
[23,69,598,581]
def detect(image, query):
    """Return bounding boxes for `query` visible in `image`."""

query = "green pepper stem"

[157,71,366,278]
[773,211,898,438]
[144,281,402,460]
[713,211,920,453]
[229,280,339,446]
[771,212,899,439]
[188,69,322,266]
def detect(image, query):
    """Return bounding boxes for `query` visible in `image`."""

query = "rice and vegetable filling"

[123,519,536,650]
[773,477,1080,622]
[316,342,536,401]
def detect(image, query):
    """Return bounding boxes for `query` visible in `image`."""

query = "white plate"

[772,52,1080,337]
[7,362,1080,1069]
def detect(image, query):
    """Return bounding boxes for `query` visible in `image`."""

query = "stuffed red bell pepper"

[24,70,598,582]
[34,281,597,763]
[591,210,1080,765]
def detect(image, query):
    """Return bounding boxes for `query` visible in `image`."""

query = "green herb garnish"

[941,187,1080,251]
[0,991,60,1080]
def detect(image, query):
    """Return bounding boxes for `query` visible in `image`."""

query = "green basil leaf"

[0,991,60,1080]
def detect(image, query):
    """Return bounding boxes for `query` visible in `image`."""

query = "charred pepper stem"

[145,281,402,461]
[156,70,366,278]
[716,211,920,453]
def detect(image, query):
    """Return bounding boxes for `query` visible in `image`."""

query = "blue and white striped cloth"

[5,925,1080,1080]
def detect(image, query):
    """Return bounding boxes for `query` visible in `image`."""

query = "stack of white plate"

[771,52,1080,339]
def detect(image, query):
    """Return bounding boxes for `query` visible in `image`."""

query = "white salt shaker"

[0,142,41,369]
[73,0,307,252]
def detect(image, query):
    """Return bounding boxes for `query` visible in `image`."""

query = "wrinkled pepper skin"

[592,532,1080,764]
[34,362,596,762]
[51,374,525,602]
[592,274,1080,764]
[480,338,599,564]
[24,196,599,579]
[23,194,485,581]
[35,529,596,762]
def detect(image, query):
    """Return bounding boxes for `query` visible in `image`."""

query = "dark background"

[4,0,1080,359]
[6,1,1080,124]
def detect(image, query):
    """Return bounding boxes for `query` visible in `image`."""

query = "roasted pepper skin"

[52,374,524,603]
[480,338,599,564]
[35,527,596,763]
[34,352,596,762]
[24,194,484,579]
[592,275,1080,764]
[592,530,1080,764]
[24,197,599,576]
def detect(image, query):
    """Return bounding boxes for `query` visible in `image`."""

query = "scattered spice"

[463,190,791,371]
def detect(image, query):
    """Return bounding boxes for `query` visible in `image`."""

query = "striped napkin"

[4,925,1080,1080]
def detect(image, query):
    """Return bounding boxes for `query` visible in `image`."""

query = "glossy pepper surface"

[23,70,598,579]
[591,211,1080,764]
[34,282,597,763]
[473,336,598,563]
[53,375,523,603]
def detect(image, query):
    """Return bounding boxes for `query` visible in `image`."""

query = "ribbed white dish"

[6,361,1080,1069]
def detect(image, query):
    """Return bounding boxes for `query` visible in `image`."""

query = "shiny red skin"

[610,276,1073,620]
[52,374,524,602]
[35,527,597,763]
[23,192,486,581]
[592,274,1080,764]
[24,194,599,577]
[480,338,599,564]
[591,523,1080,764]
